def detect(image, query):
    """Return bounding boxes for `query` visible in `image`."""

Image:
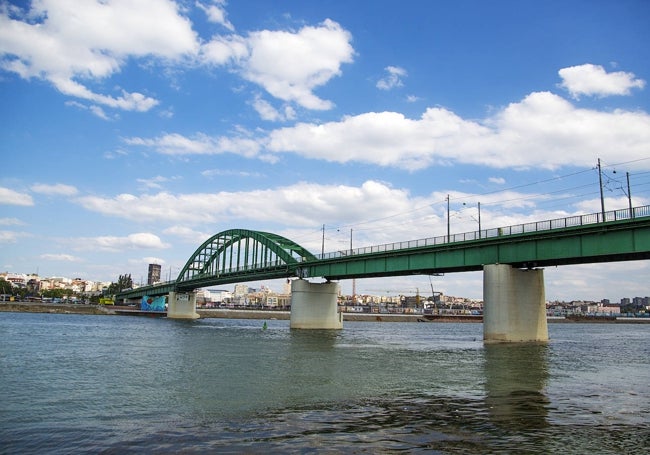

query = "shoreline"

[2,302,649,323]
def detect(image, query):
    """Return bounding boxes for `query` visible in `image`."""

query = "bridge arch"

[176,229,317,286]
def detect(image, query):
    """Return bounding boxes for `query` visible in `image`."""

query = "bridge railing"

[127,205,649,290]
[318,204,650,260]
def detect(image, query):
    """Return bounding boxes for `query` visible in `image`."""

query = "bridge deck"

[116,205,650,299]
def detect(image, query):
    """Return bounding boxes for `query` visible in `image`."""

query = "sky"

[1,0,650,302]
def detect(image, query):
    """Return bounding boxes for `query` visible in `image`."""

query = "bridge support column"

[483,264,548,343]
[167,291,200,319]
[290,279,342,329]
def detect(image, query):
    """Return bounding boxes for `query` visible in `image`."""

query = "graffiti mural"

[141,295,166,312]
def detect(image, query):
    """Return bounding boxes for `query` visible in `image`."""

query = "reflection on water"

[1,313,649,454]
[484,343,550,430]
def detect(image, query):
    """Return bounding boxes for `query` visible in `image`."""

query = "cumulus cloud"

[0,0,198,111]
[31,183,79,196]
[251,95,296,122]
[75,181,417,228]
[123,87,650,172]
[376,66,407,90]
[267,91,650,170]
[141,256,167,265]
[73,180,557,248]
[40,253,82,262]
[1,3,354,113]
[558,63,645,98]
[0,187,34,206]
[0,230,30,243]
[65,101,113,120]
[136,175,182,191]
[202,19,354,110]
[196,0,234,31]
[0,218,24,226]
[125,131,271,160]
[71,180,596,260]
[73,232,170,252]
[163,225,212,243]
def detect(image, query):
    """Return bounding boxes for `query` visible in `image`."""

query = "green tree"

[0,279,12,295]
[105,274,134,295]
[42,289,68,299]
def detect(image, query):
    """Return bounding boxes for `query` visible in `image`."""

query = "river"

[1,312,648,453]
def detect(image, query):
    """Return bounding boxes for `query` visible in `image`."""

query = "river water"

[1,312,648,454]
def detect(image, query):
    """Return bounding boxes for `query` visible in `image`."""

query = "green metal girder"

[116,210,650,301]
[176,229,317,284]
[308,217,650,280]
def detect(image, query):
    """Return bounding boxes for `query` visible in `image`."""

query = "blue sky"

[1,0,649,301]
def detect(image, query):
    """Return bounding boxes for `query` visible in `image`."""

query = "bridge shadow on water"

[234,341,553,453]
[98,320,646,453]
[483,343,550,430]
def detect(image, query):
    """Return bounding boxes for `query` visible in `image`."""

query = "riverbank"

[0,303,477,322]
[2,302,649,323]
[197,308,483,322]
[0,302,114,315]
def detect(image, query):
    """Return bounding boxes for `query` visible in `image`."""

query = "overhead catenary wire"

[290,156,650,243]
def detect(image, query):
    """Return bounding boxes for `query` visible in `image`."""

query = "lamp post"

[474,201,481,238]
[350,228,353,255]
[462,201,482,238]
[598,158,606,222]
[627,172,633,218]
[446,194,450,243]
[613,169,634,218]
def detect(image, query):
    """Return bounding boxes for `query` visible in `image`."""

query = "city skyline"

[2,1,650,302]
[1,268,647,308]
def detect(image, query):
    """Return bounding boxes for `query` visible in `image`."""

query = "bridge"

[116,205,650,342]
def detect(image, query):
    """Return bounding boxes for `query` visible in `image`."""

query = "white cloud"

[0,217,24,226]
[73,232,170,252]
[2,3,353,113]
[488,177,506,185]
[125,132,265,159]
[74,181,417,228]
[141,256,167,265]
[0,230,30,243]
[558,63,645,98]
[136,175,181,191]
[0,0,199,111]
[30,183,79,196]
[196,0,234,31]
[266,91,650,170]
[163,225,212,243]
[201,168,263,178]
[252,95,283,121]
[65,101,114,120]
[72,180,559,249]
[202,19,354,110]
[124,87,650,172]
[0,187,34,206]
[376,66,407,90]
[251,95,297,122]
[103,149,129,160]
[200,34,249,65]
[40,253,82,262]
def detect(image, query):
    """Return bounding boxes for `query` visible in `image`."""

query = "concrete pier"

[167,291,200,319]
[290,279,343,329]
[483,264,548,343]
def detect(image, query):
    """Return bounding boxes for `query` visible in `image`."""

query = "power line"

[303,156,650,234]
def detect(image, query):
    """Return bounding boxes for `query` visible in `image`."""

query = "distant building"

[233,284,249,297]
[147,264,162,285]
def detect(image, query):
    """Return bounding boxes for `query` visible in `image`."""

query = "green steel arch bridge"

[116,205,650,301]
